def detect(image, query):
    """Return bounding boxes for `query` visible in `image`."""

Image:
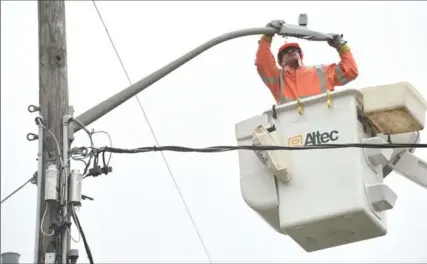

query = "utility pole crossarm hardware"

[73,25,334,133]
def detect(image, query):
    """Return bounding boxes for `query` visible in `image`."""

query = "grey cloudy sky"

[2,1,427,263]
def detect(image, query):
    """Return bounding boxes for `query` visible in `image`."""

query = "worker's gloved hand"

[263,20,285,39]
[327,33,347,50]
[266,19,285,30]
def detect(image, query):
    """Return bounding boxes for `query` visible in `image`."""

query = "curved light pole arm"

[73,27,277,132]
[73,25,334,133]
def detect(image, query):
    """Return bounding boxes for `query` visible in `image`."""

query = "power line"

[91,1,213,262]
[94,142,427,154]
[1,176,34,204]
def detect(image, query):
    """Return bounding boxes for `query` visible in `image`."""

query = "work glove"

[263,19,285,38]
[266,19,285,30]
[327,33,347,50]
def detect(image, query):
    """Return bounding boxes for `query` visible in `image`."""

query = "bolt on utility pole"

[35,0,70,263]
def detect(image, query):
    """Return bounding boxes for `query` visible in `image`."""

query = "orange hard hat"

[277,42,303,63]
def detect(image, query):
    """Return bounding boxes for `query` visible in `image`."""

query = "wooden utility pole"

[35,0,69,263]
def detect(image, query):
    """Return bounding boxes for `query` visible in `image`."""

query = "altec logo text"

[288,130,339,146]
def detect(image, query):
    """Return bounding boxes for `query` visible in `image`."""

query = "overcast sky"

[2,1,427,263]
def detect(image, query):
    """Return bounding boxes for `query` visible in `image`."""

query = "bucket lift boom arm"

[389,151,427,189]
[378,131,427,190]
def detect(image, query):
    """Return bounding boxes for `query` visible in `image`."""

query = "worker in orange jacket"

[255,20,359,106]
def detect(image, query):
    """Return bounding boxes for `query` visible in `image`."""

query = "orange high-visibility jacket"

[255,36,359,104]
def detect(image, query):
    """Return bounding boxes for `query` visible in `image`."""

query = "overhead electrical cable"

[96,142,427,154]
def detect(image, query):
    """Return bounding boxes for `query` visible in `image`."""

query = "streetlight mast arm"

[73,27,277,133]
[73,23,334,133]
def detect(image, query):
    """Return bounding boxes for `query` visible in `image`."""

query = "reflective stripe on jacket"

[255,37,359,104]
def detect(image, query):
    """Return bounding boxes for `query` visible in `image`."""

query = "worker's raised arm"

[255,35,281,101]
[324,35,359,87]
[254,20,284,102]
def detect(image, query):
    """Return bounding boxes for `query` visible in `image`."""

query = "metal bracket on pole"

[67,106,75,142]
[33,122,45,264]
[61,114,73,264]
[27,133,39,141]
[31,171,38,185]
[28,104,41,113]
